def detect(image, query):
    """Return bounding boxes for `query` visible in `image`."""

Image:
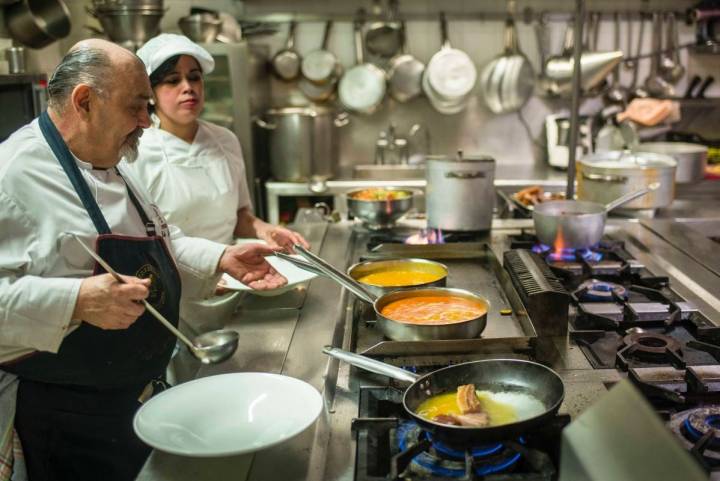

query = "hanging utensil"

[387,20,425,102]
[603,12,628,106]
[629,13,649,99]
[272,21,301,81]
[658,12,685,84]
[338,13,387,114]
[480,1,534,114]
[301,20,339,85]
[644,13,674,97]
[423,12,477,114]
[365,0,402,58]
[71,234,238,365]
[543,21,623,96]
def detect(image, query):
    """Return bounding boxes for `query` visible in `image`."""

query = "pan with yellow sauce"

[348,258,448,295]
[416,389,546,427]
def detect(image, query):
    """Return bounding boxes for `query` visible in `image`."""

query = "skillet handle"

[293,244,377,304]
[323,346,420,383]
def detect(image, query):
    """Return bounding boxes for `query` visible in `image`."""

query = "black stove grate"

[353,387,568,481]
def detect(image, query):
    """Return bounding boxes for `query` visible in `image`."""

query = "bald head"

[47,39,146,111]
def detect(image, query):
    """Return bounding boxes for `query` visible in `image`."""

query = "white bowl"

[133,372,323,457]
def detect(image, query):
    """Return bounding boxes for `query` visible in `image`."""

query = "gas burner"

[617,331,686,370]
[668,406,720,467]
[395,421,522,477]
[531,244,603,263]
[575,279,627,302]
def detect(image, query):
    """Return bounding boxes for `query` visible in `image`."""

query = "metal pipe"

[565,0,585,200]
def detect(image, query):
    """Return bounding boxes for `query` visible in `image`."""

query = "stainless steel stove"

[324,222,720,481]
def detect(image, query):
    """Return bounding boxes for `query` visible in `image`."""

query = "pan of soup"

[288,245,489,342]
[347,258,448,297]
[323,347,565,445]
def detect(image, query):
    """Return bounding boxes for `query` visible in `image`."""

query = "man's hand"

[72,274,150,329]
[218,243,287,290]
[260,226,310,252]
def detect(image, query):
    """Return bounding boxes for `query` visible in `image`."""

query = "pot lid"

[580,151,677,171]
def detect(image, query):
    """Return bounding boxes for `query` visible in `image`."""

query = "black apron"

[6,112,182,481]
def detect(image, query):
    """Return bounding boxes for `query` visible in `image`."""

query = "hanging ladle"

[71,234,239,365]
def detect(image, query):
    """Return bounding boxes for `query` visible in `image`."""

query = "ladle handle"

[71,234,196,351]
[323,346,420,383]
[604,182,660,212]
[293,244,377,304]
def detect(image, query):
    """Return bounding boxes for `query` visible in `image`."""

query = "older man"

[0,39,285,481]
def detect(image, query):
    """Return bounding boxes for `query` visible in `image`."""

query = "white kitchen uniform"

[126,118,252,245]
[0,118,227,364]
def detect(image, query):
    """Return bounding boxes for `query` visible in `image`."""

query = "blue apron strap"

[38,111,111,235]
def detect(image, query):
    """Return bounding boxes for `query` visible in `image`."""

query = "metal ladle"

[72,234,239,365]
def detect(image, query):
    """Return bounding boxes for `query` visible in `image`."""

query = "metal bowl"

[178,13,222,44]
[346,188,415,230]
[88,6,164,48]
[347,258,448,298]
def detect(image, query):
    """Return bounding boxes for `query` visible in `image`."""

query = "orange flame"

[553,225,565,253]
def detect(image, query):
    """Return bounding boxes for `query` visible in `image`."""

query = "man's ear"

[70,84,93,119]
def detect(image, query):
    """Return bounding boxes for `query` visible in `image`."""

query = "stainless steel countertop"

[137,217,720,481]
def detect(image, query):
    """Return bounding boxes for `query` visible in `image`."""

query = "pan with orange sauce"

[380,295,487,325]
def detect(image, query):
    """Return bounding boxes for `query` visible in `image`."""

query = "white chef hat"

[136,33,215,77]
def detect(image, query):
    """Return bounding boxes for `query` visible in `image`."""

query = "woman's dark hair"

[148,54,203,113]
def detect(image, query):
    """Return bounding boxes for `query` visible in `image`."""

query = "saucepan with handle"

[323,346,564,444]
[282,245,489,342]
[532,183,659,250]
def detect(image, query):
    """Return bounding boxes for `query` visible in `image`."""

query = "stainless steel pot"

[577,151,676,209]
[533,184,658,250]
[178,13,222,43]
[87,5,164,49]
[255,107,349,182]
[633,142,708,184]
[345,188,415,230]
[426,152,495,231]
[292,246,488,342]
[347,258,448,298]
[4,0,71,49]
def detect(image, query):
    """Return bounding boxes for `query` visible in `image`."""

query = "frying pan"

[424,13,477,103]
[480,13,534,114]
[338,16,387,114]
[387,21,425,103]
[301,20,338,85]
[324,347,565,444]
[272,21,301,81]
[364,0,401,58]
[290,245,488,341]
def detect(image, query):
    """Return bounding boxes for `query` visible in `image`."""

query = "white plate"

[133,373,323,457]
[222,239,317,296]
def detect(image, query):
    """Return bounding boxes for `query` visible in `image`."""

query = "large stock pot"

[255,107,349,183]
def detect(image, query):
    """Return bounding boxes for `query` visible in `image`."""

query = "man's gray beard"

[119,129,142,163]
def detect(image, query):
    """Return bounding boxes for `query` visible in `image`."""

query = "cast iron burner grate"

[353,387,567,481]
[668,406,720,477]
[365,228,486,251]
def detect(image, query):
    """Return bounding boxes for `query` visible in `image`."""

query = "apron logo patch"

[136,263,166,307]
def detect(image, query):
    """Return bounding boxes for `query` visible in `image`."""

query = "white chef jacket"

[125,119,252,245]
[0,119,227,364]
